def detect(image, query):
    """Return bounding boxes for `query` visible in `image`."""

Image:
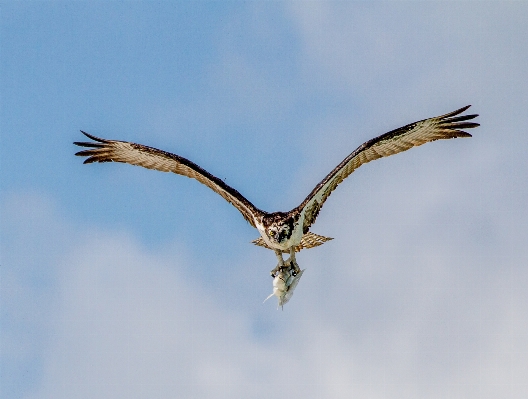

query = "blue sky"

[1,2,528,398]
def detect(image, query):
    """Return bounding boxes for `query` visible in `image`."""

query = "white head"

[262,212,295,246]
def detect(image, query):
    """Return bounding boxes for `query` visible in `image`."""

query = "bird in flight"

[74,105,479,307]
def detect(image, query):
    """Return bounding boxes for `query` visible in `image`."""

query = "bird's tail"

[252,232,333,253]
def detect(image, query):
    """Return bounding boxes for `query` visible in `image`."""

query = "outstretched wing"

[296,105,480,231]
[74,131,264,226]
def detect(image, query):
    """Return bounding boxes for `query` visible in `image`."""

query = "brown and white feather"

[296,105,479,231]
[74,106,478,254]
[74,132,264,226]
[251,232,333,253]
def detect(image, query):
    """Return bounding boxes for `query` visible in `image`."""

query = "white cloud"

[6,175,524,398]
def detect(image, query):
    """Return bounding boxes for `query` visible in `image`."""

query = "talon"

[288,248,301,276]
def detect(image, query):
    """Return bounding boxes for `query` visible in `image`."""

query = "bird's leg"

[270,250,286,277]
[289,247,301,276]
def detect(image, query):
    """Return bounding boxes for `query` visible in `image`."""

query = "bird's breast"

[255,219,304,251]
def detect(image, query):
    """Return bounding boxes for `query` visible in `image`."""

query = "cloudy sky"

[1,2,527,398]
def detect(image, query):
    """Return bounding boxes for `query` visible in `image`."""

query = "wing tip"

[75,132,113,163]
[441,106,479,136]
[78,130,108,143]
[441,105,475,120]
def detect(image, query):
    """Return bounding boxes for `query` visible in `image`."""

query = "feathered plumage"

[74,131,264,227]
[75,105,479,306]
[295,105,479,231]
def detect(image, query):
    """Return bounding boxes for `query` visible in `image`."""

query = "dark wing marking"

[74,131,264,226]
[296,105,479,231]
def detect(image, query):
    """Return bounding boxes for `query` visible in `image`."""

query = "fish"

[264,257,305,309]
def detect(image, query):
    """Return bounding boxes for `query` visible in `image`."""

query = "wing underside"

[74,131,264,226]
[296,105,480,231]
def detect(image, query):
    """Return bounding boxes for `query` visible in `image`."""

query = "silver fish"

[264,257,305,309]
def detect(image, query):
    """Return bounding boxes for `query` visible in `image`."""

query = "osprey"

[74,105,479,307]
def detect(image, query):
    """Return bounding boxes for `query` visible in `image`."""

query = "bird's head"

[262,212,294,244]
